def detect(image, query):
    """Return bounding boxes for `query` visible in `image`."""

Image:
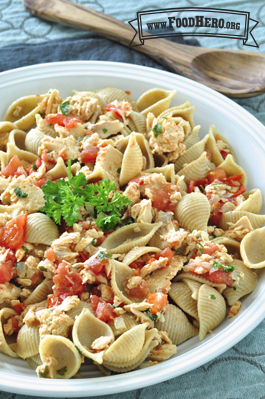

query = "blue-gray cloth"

[1,1,265,398]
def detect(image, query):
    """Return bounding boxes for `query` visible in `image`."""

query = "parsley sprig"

[212,260,234,273]
[41,161,131,232]
[151,122,163,138]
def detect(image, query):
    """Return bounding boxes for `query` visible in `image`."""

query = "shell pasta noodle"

[0,86,263,380]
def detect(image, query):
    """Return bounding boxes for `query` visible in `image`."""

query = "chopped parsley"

[210,295,216,299]
[212,261,235,273]
[151,122,163,138]
[162,117,167,120]
[75,137,83,142]
[212,182,227,186]
[198,242,204,255]
[92,238,97,246]
[143,309,158,321]
[22,246,29,254]
[233,286,237,291]
[38,266,47,272]
[37,112,44,117]
[75,345,83,357]
[48,123,53,126]
[102,128,108,134]
[200,185,206,193]
[38,365,49,378]
[14,188,28,198]
[116,168,121,174]
[60,100,70,115]
[124,217,134,225]
[56,366,67,376]
[32,162,38,171]
[41,161,131,231]
[97,251,112,260]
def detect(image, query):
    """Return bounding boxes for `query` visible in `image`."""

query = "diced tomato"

[104,104,122,119]
[129,178,144,186]
[10,316,20,333]
[45,114,65,126]
[209,202,223,226]
[63,117,82,130]
[149,183,176,212]
[154,247,174,266]
[1,156,24,178]
[44,248,55,262]
[80,147,99,163]
[205,269,234,287]
[125,91,131,95]
[13,302,25,315]
[205,148,212,161]
[202,244,220,256]
[129,260,143,271]
[207,167,227,183]
[90,287,101,297]
[220,150,229,160]
[224,174,244,183]
[34,178,48,188]
[90,295,116,322]
[0,260,17,283]
[0,213,27,250]
[27,158,42,174]
[187,180,194,193]
[86,258,108,275]
[127,279,149,301]
[147,292,168,315]
[50,262,85,307]
[41,149,56,165]
[194,179,209,188]
[231,184,246,198]
[47,293,69,308]
[30,273,41,285]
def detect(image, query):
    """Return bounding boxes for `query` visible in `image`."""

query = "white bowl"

[0,61,265,397]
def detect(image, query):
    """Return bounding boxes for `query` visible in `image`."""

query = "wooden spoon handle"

[22,0,200,77]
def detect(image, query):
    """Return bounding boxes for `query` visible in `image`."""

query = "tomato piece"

[207,167,227,183]
[205,148,212,161]
[209,203,223,226]
[231,184,246,198]
[127,280,150,301]
[1,156,24,178]
[86,258,108,275]
[45,114,65,126]
[154,247,174,265]
[205,269,234,287]
[63,117,83,130]
[0,260,17,283]
[47,293,69,308]
[90,294,101,311]
[80,147,99,163]
[147,292,168,315]
[44,248,55,262]
[90,295,116,322]
[13,302,25,315]
[220,150,229,160]
[194,179,209,188]
[149,184,176,212]
[224,174,244,183]
[104,104,122,119]
[53,263,85,298]
[129,178,144,186]
[90,287,101,297]
[129,261,143,271]
[125,91,131,95]
[0,213,27,249]
[202,244,220,256]
[187,180,194,193]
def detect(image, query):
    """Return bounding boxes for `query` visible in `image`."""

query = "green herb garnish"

[143,309,158,321]
[38,266,47,272]
[38,365,49,378]
[198,242,204,255]
[14,188,28,198]
[200,185,206,193]
[151,122,163,138]
[60,100,70,115]
[57,366,67,376]
[92,238,97,246]
[97,251,112,260]
[32,162,38,171]
[212,260,235,273]
[124,217,134,225]
[233,286,237,291]
[210,295,216,299]
[102,128,108,134]
[41,161,131,231]
[75,137,83,142]
[22,246,29,254]
[116,168,121,174]
[75,345,83,357]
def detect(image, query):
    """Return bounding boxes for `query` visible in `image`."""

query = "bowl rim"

[0,60,265,397]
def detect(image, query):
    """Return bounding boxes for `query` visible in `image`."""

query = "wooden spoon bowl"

[22,0,265,98]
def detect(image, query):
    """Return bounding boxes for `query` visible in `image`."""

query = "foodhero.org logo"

[129,7,259,47]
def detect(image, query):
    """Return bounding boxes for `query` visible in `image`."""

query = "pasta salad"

[0,87,262,379]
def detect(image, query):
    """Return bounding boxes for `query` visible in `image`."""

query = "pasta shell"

[110,260,135,304]
[182,278,202,300]
[84,166,116,184]
[72,90,107,109]
[236,189,262,214]
[183,125,200,149]
[67,300,94,320]
[174,272,226,293]
[144,164,175,184]
[24,279,53,305]
[122,246,160,266]
[169,282,199,320]
[25,128,46,155]
[26,213,59,246]
[177,152,211,183]
[155,304,198,345]
[44,157,68,180]
[38,335,82,379]
[3,94,47,131]
[72,308,114,364]
[93,87,138,111]
[223,259,258,305]
[103,328,158,372]
[219,154,247,187]
[108,313,138,337]
[137,89,176,117]
[219,211,265,230]
[0,121,17,134]
[174,132,208,172]
[128,111,146,134]
[0,151,7,169]
[211,237,241,257]
[116,132,154,170]
[175,192,210,232]
[198,284,226,340]
[0,308,19,357]
[35,114,59,138]
[102,222,162,253]
[6,142,38,164]
[240,226,265,269]
[27,354,42,370]
[153,153,168,167]
[158,101,195,130]
[16,324,40,358]
[119,133,143,186]
[206,126,237,166]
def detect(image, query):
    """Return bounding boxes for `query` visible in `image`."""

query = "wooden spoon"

[23,0,265,98]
